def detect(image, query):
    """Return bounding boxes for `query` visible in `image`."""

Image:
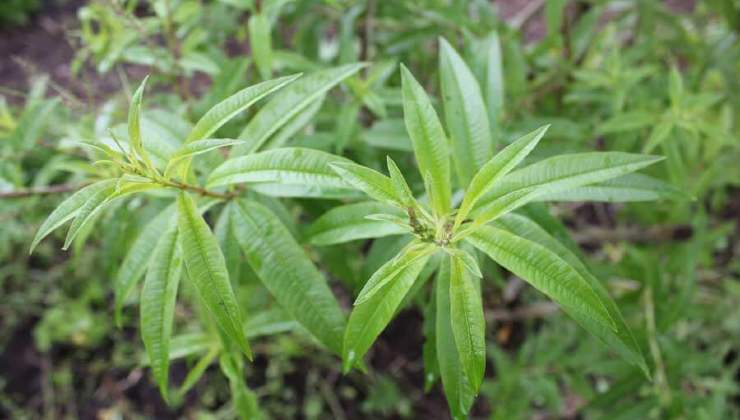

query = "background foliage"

[0,0,738,419]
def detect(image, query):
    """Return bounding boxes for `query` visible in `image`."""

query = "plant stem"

[157,178,238,200]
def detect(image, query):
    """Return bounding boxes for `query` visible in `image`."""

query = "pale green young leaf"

[208,147,352,190]
[481,31,504,129]
[248,13,273,81]
[165,138,245,178]
[177,193,252,358]
[401,64,451,216]
[140,225,182,400]
[343,251,431,372]
[449,255,486,394]
[30,179,117,254]
[307,202,407,246]
[491,213,650,376]
[439,37,493,186]
[329,160,400,205]
[535,173,687,202]
[114,205,176,326]
[436,258,475,420]
[466,225,616,333]
[446,248,482,278]
[230,199,347,354]
[186,74,299,143]
[642,120,673,153]
[355,241,436,306]
[175,347,219,400]
[471,152,664,227]
[454,125,549,229]
[62,182,116,250]
[233,63,367,155]
[386,156,416,207]
[128,75,152,167]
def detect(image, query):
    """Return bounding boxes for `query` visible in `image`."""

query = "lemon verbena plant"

[31,39,675,419]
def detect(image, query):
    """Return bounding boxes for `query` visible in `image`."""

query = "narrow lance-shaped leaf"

[30,179,117,254]
[186,74,299,143]
[307,202,408,246]
[62,182,116,250]
[449,255,486,394]
[355,241,436,306]
[140,225,182,400]
[115,205,176,325]
[329,160,400,205]
[439,37,493,186]
[208,147,352,191]
[177,192,252,358]
[128,75,153,167]
[386,156,416,207]
[436,257,475,420]
[454,125,549,229]
[232,63,367,155]
[230,199,347,355]
[470,152,664,228]
[401,64,451,216]
[165,138,245,178]
[482,31,504,130]
[466,225,616,334]
[535,173,687,202]
[343,250,432,372]
[491,213,650,376]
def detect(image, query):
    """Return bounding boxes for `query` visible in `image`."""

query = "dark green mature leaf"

[401,64,451,216]
[230,199,347,354]
[471,152,664,227]
[491,213,649,375]
[307,202,407,245]
[439,37,493,186]
[186,74,299,143]
[454,125,548,229]
[466,225,616,335]
[140,225,182,400]
[177,193,251,358]
[536,173,687,202]
[30,179,117,254]
[115,205,176,325]
[233,63,367,155]
[343,251,431,372]
[208,147,352,191]
[449,254,485,393]
[128,76,152,166]
[436,257,475,420]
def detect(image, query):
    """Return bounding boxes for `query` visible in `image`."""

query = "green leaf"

[481,31,504,129]
[30,179,116,254]
[455,125,549,229]
[62,181,117,250]
[355,242,436,306]
[177,192,251,358]
[436,257,475,419]
[230,199,347,354]
[307,202,408,246]
[248,13,273,81]
[220,353,262,420]
[471,152,664,227]
[598,111,653,134]
[439,37,493,186]
[642,120,673,153]
[115,205,176,326]
[140,225,182,400]
[401,64,451,216]
[128,75,152,166]
[490,213,649,376]
[208,147,352,192]
[466,225,616,334]
[386,156,416,207]
[233,63,367,155]
[343,250,431,372]
[449,254,485,394]
[186,74,299,143]
[165,138,245,178]
[535,173,687,202]
[329,160,400,205]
